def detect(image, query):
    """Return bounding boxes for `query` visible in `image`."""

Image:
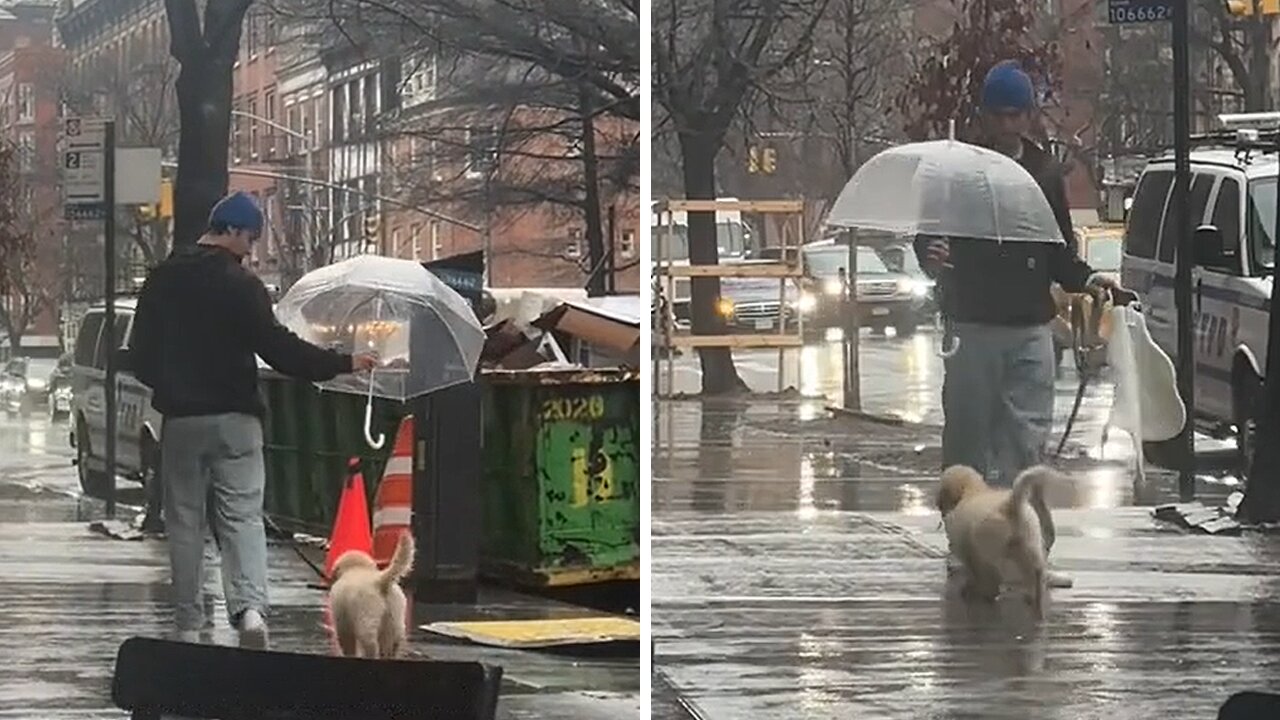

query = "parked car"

[1120,142,1272,470]
[69,299,161,499]
[796,240,933,337]
[1,356,60,416]
[47,353,74,420]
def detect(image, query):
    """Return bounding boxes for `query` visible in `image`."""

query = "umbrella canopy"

[276,255,485,402]
[826,140,1065,244]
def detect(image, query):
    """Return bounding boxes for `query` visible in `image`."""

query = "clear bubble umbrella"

[275,255,485,449]
[826,139,1066,243]
[825,139,1065,356]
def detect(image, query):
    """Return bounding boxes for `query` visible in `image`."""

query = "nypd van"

[1120,116,1276,466]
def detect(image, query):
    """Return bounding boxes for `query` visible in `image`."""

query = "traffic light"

[136,180,173,221]
[748,146,778,175]
[1227,0,1280,15]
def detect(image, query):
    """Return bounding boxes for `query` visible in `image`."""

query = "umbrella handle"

[938,335,961,359]
[363,369,385,450]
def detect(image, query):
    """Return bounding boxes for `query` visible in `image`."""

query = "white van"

[68,298,162,498]
[1120,146,1274,465]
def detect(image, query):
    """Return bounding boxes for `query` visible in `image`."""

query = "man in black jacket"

[131,192,375,648]
[916,62,1127,588]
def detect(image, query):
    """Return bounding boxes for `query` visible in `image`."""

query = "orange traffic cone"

[324,459,374,580]
[372,416,415,570]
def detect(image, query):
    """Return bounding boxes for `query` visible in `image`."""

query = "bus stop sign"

[1108,0,1174,23]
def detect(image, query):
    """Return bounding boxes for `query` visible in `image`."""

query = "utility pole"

[1172,0,1195,501]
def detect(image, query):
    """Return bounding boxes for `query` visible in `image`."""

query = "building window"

[246,14,259,58]
[621,230,635,258]
[264,90,276,158]
[363,74,378,135]
[331,86,346,143]
[232,100,243,163]
[248,97,259,159]
[18,131,33,172]
[430,221,442,260]
[16,83,33,122]
[392,228,403,258]
[411,224,421,261]
[465,126,496,179]
[348,80,361,139]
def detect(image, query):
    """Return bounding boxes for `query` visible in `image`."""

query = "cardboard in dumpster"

[532,295,641,369]
[480,319,547,370]
[112,636,503,720]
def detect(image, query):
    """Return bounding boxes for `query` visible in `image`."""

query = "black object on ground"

[112,636,503,719]
[1219,691,1280,720]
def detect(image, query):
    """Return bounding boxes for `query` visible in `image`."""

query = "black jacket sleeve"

[1049,243,1094,293]
[242,274,352,382]
[1042,163,1078,255]
[130,273,161,389]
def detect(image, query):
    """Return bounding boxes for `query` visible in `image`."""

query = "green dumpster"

[258,369,405,535]
[480,367,640,587]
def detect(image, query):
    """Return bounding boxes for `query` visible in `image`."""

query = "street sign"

[63,116,107,214]
[1107,0,1174,24]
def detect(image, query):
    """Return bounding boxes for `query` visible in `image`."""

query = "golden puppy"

[936,464,1060,616]
[328,531,415,658]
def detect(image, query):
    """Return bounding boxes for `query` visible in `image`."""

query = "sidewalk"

[653,399,1280,719]
[0,487,637,719]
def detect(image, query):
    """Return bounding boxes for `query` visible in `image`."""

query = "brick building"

[0,1,63,349]
[230,7,285,288]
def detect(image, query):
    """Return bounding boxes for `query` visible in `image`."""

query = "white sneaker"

[1046,568,1074,589]
[237,609,269,650]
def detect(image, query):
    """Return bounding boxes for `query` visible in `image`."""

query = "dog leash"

[263,512,329,583]
[1053,287,1138,459]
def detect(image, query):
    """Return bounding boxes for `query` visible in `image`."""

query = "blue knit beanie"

[208,191,264,236]
[981,60,1035,112]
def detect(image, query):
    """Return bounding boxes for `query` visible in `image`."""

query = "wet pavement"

[0,412,638,719]
[652,396,1280,719]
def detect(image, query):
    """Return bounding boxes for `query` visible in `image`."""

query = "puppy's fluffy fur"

[936,464,1060,616]
[329,532,415,658]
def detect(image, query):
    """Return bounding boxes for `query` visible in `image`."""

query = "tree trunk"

[679,131,748,395]
[165,0,253,248]
[579,79,607,297]
[1248,17,1271,112]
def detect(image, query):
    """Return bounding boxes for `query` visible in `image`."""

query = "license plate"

[755,318,774,330]
[872,307,890,316]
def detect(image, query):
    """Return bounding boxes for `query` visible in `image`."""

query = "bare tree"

[896,0,1061,143]
[1194,0,1272,113]
[654,0,829,395]
[0,142,53,350]
[165,0,255,248]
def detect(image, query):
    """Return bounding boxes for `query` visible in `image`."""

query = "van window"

[1209,178,1242,274]
[1126,170,1173,259]
[73,313,104,367]
[1247,178,1276,273]
[92,313,131,371]
[1157,173,1213,263]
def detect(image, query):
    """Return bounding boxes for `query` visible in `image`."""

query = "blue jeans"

[161,413,268,632]
[942,322,1055,488]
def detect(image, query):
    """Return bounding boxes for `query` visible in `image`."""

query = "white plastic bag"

[1106,303,1187,443]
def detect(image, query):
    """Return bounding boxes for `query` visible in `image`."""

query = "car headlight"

[910,280,933,298]
[822,278,843,296]
[795,292,817,313]
[716,297,735,318]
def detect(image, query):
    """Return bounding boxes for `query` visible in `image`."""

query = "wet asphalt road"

[0,411,638,719]
[652,397,1280,719]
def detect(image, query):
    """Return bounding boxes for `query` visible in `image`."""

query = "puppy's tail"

[377,531,415,594]
[1005,465,1059,533]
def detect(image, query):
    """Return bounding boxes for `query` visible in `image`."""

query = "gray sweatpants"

[942,322,1055,489]
[161,412,268,632]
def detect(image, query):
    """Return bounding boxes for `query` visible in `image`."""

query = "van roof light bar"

[1218,112,1280,130]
